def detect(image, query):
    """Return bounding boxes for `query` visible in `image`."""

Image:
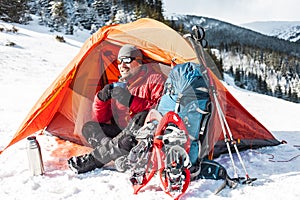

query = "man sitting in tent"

[68,44,166,174]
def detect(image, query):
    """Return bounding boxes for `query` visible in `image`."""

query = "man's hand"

[111,87,133,107]
[97,84,113,101]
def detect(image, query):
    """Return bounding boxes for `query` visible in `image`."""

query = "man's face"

[117,57,142,79]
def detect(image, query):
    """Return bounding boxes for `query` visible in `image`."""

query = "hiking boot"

[114,155,131,172]
[68,153,104,174]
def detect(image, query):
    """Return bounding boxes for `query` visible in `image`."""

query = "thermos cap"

[27,136,36,140]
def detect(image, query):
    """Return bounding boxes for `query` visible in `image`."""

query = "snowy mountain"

[167,14,300,56]
[241,21,300,43]
[167,14,300,103]
[1,18,300,200]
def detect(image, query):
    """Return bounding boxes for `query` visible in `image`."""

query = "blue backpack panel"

[157,62,210,164]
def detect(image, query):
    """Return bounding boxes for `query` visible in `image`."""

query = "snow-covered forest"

[1,0,299,103]
[1,0,165,34]
[217,48,300,103]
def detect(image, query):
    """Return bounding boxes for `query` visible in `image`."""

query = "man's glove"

[97,84,113,101]
[111,87,133,107]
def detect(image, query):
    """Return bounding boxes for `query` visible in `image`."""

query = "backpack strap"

[195,100,211,161]
[198,101,211,139]
[174,93,183,113]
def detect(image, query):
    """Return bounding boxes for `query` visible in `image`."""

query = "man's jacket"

[92,63,166,129]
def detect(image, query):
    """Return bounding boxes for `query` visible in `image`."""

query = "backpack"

[120,63,235,198]
[157,62,211,165]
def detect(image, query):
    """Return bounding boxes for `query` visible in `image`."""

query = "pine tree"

[291,90,299,103]
[257,75,268,94]
[206,48,224,80]
[234,67,242,87]
[262,79,268,94]
[0,0,30,23]
[64,0,75,35]
[257,75,263,93]
[274,83,283,98]
[73,0,93,30]
[36,0,51,26]
[91,0,112,29]
[49,0,67,32]
[229,66,234,76]
[148,0,164,22]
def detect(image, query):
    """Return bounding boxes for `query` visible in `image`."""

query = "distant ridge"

[241,21,300,42]
[168,14,300,56]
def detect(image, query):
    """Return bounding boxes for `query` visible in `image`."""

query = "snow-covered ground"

[0,19,300,200]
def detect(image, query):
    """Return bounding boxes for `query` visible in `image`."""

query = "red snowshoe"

[128,110,191,200]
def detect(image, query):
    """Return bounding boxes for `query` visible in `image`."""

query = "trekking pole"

[212,89,239,179]
[215,96,257,183]
[185,25,256,184]
[184,27,240,178]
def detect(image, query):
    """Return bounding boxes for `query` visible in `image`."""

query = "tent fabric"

[0,18,280,159]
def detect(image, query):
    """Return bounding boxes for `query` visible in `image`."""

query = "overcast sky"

[163,0,300,25]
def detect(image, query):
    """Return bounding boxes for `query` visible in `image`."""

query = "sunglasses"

[117,57,143,65]
[117,57,141,65]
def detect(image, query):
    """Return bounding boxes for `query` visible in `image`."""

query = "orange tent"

[0,18,279,159]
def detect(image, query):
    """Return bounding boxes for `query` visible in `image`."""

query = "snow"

[1,18,300,200]
[241,21,300,42]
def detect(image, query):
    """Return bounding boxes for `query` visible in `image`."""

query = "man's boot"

[91,111,149,165]
[68,153,104,174]
[68,111,148,174]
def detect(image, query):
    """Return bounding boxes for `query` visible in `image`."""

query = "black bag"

[191,158,238,193]
[200,159,228,180]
